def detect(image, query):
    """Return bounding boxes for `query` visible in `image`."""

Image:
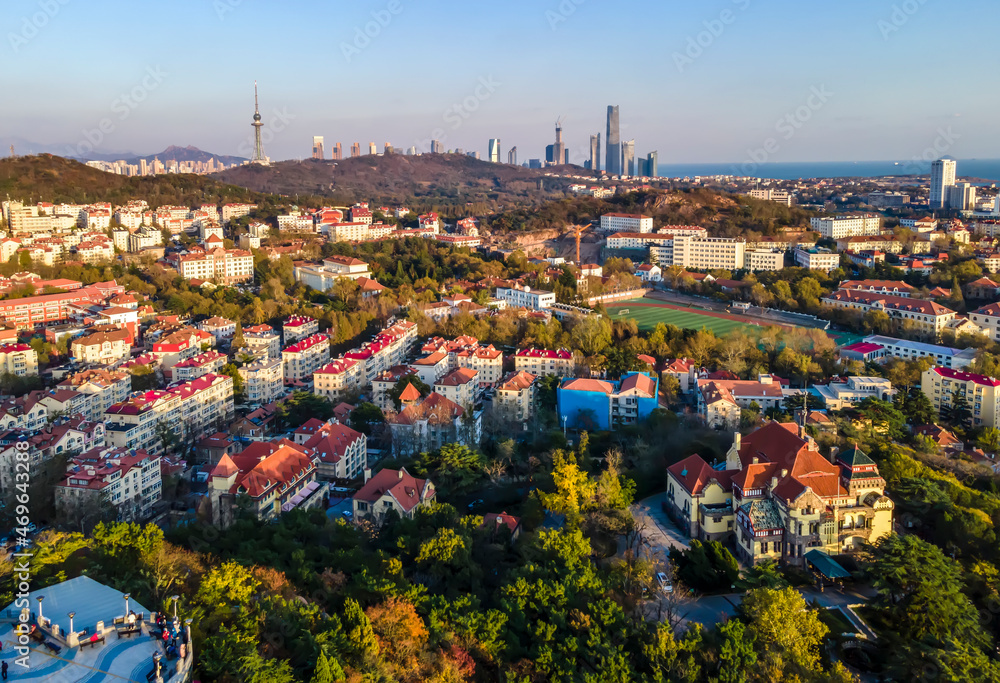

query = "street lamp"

[123,593,131,616]
[562,415,568,437]
[68,611,76,634]
[36,596,44,622]
[170,595,180,619]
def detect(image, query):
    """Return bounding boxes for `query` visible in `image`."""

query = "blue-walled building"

[557,372,659,431]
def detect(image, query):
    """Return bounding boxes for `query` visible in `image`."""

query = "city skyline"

[2,0,998,165]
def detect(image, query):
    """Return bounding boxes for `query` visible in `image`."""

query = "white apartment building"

[294,258,373,292]
[57,368,132,422]
[496,285,556,311]
[860,335,976,369]
[56,447,162,521]
[744,249,785,272]
[127,227,163,253]
[111,228,130,252]
[930,158,957,210]
[70,327,132,365]
[434,367,479,409]
[810,214,882,239]
[277,214,315,232]
[921,366,1000,428]
[221,203,256,225]
[747,189,793,206]
[313,357,364,403]
[514,348,575,377]
[282,334,331,383]
[177,248,254,284]
[969,303,1000,343]
[606,233,676,250]
[494,370,538,423]
[344,320,419,387]
[813,376,895,410]
[282,316,320,345]
[0,343,39,376]
[244,324,282,359]
[169,350,227,382]
[651,236,746,271]
[329,222,372,242]
[239,357,285,405]
[793,248,841,272]
[600,213,654,233]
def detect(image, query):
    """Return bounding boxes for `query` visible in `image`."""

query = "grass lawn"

[605,298,760,337]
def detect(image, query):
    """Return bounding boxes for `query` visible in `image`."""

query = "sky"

[2,0,997,165]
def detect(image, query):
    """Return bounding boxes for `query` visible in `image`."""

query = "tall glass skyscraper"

[622,139,635,176]
[589,134,601,173]
[647,151,658,178]
[606,106,621,175]
[930,157,957,209]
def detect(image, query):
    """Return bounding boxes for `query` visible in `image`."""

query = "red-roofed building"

[353,467,435,523]
[921,366,1000,427]
[664,422,893,565]
[209,440,323,527]
[662,358,698,394]
[55,446,162,521]
[387,392,480,455]
[313,357,363,402]
[822,289,956,336]
[301,421,367,480]
[495,371,538,424]
[514,348,575,377]
[482,511,521,542]
[282,334,331,383]
[434,367,479,409]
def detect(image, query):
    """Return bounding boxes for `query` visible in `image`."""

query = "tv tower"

[250,81,268,165]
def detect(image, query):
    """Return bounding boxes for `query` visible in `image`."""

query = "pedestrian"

[3,659,9,680]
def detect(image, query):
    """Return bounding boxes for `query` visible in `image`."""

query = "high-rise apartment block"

[311,136,324,159]
[606,106,621,175]
[488,138,501,163]
[930,158,957,210]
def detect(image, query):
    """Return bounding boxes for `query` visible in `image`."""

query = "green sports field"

[604,298,760,336]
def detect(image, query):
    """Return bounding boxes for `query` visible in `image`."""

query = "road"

[632,493,690,556]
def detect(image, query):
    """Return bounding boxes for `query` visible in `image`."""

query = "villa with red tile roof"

[386,391,480,455]
[209,440,323,527]
[665,421,893,566]
[352,467,435,523]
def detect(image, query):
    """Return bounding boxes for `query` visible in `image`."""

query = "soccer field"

[605,298,760,336]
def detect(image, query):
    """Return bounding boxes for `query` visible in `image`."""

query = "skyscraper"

[606,106,621,175]
[250,81,268,165]
[508,147,517,165]
[545,145,555,164]
[622,140,636,177]
[647,151,658,178]
[384,142,394,154]
[332,143,342,160]
[930,157,957,209]
[552,119,566,167]
[368,142,377,155]
[312,136,325,160]
[351,142,361,158]
[589,134,601,173]
[431,140,444,154]
[488,138,501,163]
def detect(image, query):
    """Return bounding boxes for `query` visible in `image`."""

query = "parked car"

[341,510,353,520]
[656,572,673,593]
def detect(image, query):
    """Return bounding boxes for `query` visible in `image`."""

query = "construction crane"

[567,224,587,265]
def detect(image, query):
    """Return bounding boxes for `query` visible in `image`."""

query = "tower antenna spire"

[250,81,268,165]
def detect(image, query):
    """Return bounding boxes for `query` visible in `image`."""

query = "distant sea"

[655,159,1000,184]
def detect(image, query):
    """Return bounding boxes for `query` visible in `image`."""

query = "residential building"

[372,366,418,411]
[0,343,38,376]
[70,327,131,365]
[313,357,364,403]
[387,392,480,455]
[635,264,662,282]
[969,302,1000,342]
[209,440,323,527]
[813,377,895,410]
[168,350,227,382]
[600,213,654,233]
[809,214,881,239]
[177,247,254,284]
[198,316,237,344]
[665,422,893,565]
[747,189,793,206]
[697,375,785,430]
[151,327,214,370]
[821,289,956,337]
[243,324,282,360]
[126,227,163,253]
[557,373,659,431]
[299,419,367,480]
[239,357,285,404]
[494,371,538,425]
[352,467,436,523]
[744,249,785,272]
[55,447,162,521]
[514,348,575,377]
[434,367,479,409]
[650,236,747,271]
[282,316,320,345]
[793,248,840,272]
[409,351,450,385]
[662,358,698,394]
[965,277,1000,300]
[282,334,331,383]
[57,368,132,422]
[835,236,903,254]
[221,203,256,225]
[921,366,1000,428]
[295,256,372,291]
[343,320,419,388]
[496,285,556,311]
[930,158,957,210]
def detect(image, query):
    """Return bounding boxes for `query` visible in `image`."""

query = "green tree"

[740,587,828,678]
[278,391,334,428]
[343,597,380,660]
[348,402,384,436]
[309,651,344,683]
[716,619,757,683]
[538,450,596,528]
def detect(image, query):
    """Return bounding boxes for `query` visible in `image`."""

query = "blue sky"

[2,0,995,164]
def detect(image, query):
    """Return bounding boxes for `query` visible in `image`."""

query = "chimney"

[363,468,372,482]
[780,469,788,478]
[752,456,759,465]
[398,469,404,479]
[733,432,741,450]
[770,476,778,490]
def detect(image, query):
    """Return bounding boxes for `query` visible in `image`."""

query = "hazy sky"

[3,0,995,164]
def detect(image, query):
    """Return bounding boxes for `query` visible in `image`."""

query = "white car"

[656,572,673,593]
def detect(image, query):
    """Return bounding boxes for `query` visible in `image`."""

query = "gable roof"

[353,467,433,513]
[668,454,733,496]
